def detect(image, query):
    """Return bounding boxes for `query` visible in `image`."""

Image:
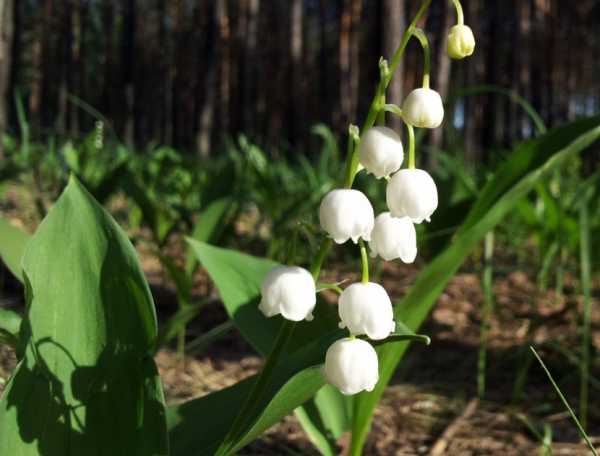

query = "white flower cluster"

[257,87,446,395]
[258,6,475,394]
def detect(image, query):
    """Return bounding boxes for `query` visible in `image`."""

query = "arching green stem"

[450,0,465,25]
[410,27,431,89]
[343,0,432,189]
[359,239,369,283]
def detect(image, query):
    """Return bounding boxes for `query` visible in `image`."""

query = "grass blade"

[530,346,598,456]
[579,196,591,429]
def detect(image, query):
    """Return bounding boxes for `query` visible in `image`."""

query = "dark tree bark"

[217,0,231,136]
[242,0,260,136]
[121,0,137,145]
[289,0,304,147]
[0,0,14,157]
[382,0,405,132]
[196,1,217,157]
[57,1,73,135]
[338,0,361,129]
[430,0,453,151]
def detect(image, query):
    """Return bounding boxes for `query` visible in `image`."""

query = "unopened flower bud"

[323,337,379,395]
[259,266,316,321]
[402,88,444,129]
[319,189,374,244]
[447,24,475,60]
[338,282,395,340]
[386,169,438,223]
[359,126,404,179]
[369,212,417,263]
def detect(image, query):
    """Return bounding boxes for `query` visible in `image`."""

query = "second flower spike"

[319,189,375,244]
[338,282,396,340]
[358,126,404,179]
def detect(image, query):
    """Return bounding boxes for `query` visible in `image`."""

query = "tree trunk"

[0,0,14,157]
[57,1,73,135]
[196,1,217,157]
[289,0,304,147]
[122,0,136,146]
[383,0,405,132]
[217,0,231,136]
[339,0,352,129]
[430,1,453,151]
[349,0,362,123]
[243,0,260,136]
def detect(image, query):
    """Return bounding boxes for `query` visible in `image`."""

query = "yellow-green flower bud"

[447,24,475,60]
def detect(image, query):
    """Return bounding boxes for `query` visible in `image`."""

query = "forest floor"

[1,215,599,454]
[151,259,600,456]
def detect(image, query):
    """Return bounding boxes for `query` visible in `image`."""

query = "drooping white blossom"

[358,126,404,179]
[447,25,476,60]
[323,337,379,395]
[319,189,375,244]
[338,282,395,340]
[369,212,417,263]
[259,266,316,321]
[402,88,445,129]
[386,168,438,224]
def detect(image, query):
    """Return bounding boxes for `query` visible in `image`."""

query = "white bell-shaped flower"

[447,25,476,60]
[338,282,395,340]
[402,88,444,129]
[386,168,438,223]
[358,126,404,179]
[319,189,374,244]
[323,337,379,395]
[369,212,417,263]
[259,266,316,321]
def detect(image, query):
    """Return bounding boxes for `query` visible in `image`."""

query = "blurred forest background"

[1,0,599,160]
[2,2,600,453]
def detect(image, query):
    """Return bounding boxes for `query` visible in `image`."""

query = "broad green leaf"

[167,328,342,456]
[0,216,31,282]
[191,197,235,243]
[295,384,351,456]
[185,197,236,274]
[0,308,21,349]
[0,177,168,456]
[168,366,325,455]
[350,116,600,454]
[159,253,193,302]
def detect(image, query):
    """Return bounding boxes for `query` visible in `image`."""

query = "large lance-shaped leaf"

[0,216,31,282]
[168,366,326,455]
[349,116,600,454]
[167,327,343,456]
[0,177,168,456]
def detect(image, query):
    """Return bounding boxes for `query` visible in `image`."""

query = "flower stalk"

[409,28,431,89]
[406,123,416,169]
[359,239,369,283]
[450,0,465,25]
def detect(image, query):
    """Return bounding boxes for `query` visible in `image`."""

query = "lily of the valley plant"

[259,0,475,398]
